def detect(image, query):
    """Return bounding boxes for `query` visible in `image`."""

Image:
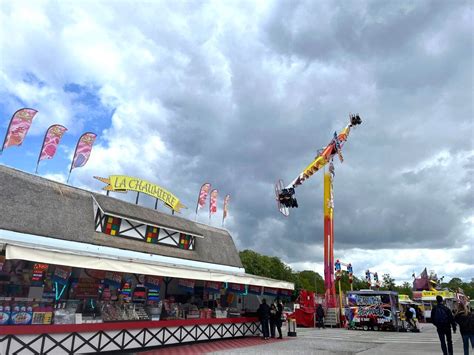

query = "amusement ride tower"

[275,114,362,307]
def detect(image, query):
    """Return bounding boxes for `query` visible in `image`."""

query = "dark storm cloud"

[27,0,468,276]
[145,0,473,267]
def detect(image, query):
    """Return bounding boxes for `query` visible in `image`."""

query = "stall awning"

[1,230,294,290]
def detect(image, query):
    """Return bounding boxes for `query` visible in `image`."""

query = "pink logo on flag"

[198,183,211,209]
[223,194,230,219]
[71,132,97,169]
[39,125,68,161]
[209,189,218,214]
[2,108,38,149]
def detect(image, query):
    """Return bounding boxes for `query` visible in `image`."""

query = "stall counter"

[0,317,260,354]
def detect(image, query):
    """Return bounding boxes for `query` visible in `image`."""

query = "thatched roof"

[0,165,243,269]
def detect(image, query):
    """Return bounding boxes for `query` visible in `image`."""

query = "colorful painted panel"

[103,215,121,236]
[146,226,159,243]
[179,233,192,250]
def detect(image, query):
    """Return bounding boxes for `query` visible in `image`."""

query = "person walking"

[316,304,325,329]
[432,295,456,355]
[257,298,271,340]
[270,303,278,338]
[454,303,474,355]
[275,298,283,339]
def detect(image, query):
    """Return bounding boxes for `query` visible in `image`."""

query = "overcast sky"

[0,0,472,284]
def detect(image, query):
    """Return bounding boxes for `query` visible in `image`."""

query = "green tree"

[382,273,396,291]
[395,281,413,298]
[239,250,293,282]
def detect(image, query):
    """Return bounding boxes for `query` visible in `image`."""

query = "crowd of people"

[257,298,284,340]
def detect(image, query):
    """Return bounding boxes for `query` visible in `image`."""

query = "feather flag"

[209,189,218,217]
[35,124,68,173]
[196,183,211,213]
[67,132,97,182]
[1,108,38,154]
[222,194,230,226]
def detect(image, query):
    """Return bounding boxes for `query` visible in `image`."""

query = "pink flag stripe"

[2,108,38,150]
[209,189,218,214]
[39,124,68,161]
[197,183,211,210]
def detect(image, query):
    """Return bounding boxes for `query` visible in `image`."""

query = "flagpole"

[67,136,81,184]
[35,125,53,174]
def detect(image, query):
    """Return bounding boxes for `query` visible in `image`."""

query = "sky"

[0,0,472,284]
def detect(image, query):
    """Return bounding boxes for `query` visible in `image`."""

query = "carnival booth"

[0,166,294,354]
[346,290,400,331]
[412,290,455,321]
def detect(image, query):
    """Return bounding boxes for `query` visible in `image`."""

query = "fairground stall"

[346,290,400,331]
[412,290,455,321]
[0,166,293,354]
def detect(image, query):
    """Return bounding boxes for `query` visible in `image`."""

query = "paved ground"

[139,323,465,354]
[210,323,464,355]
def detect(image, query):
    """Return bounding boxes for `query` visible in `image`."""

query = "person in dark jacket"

[275,298,283,339]
[454,303,474,355]
[257,298,271,339]
[270,303,278,338]
[432,295,456,355]
[316,304,325,329]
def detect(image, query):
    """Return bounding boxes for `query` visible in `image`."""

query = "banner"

[145,276,162,290]
[227,283,246,294]
[178,279,195,292]
[38,124,67,161]
[196,183,211,212]
[223,194,230,221]
[279,289,292,298]
[205,281,222,293]
[1,108,38,152]
[94,175,185,212]
[264,287,279,296]
[209,189,218,215]
[69,132,97,173]
[31,263,48,286]
[247,285,262,295]
[35,124,68,172]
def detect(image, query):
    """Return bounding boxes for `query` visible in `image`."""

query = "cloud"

[0,0,472,283]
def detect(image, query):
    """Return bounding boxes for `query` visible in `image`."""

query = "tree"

[382,273,396,291]
[395,281,413,298]
[239,250,293,282]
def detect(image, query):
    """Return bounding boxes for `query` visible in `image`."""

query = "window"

[103,215,122,236]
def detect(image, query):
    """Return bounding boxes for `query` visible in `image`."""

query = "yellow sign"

[421,290,454,299]
[94,175,185,212]
[399,294,410,302]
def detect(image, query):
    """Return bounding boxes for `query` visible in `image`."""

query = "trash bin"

[287,318,297,337]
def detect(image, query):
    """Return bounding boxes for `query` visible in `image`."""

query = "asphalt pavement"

[210,323,465,355]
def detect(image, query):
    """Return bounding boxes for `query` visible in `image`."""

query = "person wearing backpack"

[454,303,474,355]
[432,295,457,355]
